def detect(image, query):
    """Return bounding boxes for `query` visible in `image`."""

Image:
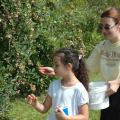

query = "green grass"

[90,110,100,120]
[8,98,49,120]
[89,73,101,81]
[7,98,100,120]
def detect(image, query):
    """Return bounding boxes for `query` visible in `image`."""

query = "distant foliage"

[0,0,120,119]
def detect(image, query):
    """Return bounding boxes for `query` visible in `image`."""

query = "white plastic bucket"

[89,81,109,110]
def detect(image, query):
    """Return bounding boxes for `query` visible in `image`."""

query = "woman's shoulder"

[97,40,106,47]
[93,40,107,52]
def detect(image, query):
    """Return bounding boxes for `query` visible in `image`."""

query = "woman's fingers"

[106,88,114,96]
[39,67,55,76]
[39,67,51,74]
[106,81,119,96]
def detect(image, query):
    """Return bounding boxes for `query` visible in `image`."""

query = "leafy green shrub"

[0,0,54,118]
[0,66,15,119]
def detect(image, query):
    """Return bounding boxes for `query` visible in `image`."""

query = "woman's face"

[100,17,120,42]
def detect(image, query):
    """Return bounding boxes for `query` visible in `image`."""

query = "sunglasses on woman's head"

[98,22,118,30]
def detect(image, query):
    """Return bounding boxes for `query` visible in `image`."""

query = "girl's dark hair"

[101,7,120,23]
[53,48,89,91]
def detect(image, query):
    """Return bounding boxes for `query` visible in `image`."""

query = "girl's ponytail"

[76,57,89,91]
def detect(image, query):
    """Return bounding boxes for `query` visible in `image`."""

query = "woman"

[39,7,120,120]
[86,7,120,120]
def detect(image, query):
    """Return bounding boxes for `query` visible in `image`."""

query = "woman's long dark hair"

[53,48,89,91]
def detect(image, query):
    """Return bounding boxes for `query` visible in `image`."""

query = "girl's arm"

[27,94,52,113]
[56,104,89,120]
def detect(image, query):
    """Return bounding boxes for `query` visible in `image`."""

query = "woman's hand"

[107,80,120,96]
[39,67,55,76]
[26,94,38,107]
[55,106,67,120]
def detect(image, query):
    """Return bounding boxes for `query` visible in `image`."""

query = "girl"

[27,48,89,120]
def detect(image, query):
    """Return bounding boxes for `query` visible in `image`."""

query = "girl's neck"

[61,73,80,87]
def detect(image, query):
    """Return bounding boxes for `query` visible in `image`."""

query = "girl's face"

[53,56,69,78]
[100,17,120,42]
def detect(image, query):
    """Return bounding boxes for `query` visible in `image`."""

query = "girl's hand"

[107,80,120,96]
[39,67,55,76]
[55,106,67,120]
[26,94,38,107]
